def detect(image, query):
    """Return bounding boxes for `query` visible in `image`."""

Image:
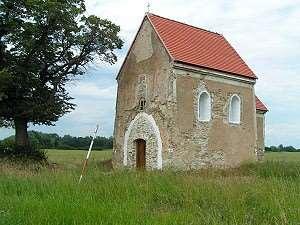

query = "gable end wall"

[113,18,173,169]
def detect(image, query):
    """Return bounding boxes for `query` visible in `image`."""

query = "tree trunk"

[14,118,29,147]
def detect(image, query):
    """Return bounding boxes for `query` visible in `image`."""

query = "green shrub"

[0,143,47,163]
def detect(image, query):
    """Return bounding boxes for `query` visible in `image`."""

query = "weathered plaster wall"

[113,18,172,169]
[256,112,265,161]
[163,69,257,169]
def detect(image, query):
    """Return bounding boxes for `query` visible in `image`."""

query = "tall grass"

[0,151,300,225]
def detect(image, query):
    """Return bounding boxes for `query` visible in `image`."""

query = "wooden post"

[79,124,99,184]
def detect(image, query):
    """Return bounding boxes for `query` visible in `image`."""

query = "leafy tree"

[265,145,300,152]
[0,0,123,149]
[0,131,113,150]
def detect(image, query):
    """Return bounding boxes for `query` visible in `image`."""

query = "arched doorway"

[135,139,146,169]
[123,112,162,169]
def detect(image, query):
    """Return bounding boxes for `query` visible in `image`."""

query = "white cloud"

[70,82,117,99]
[83,0,300,146]
[58,97,116,137]
[266,123,300,147]
[1,0,300,147]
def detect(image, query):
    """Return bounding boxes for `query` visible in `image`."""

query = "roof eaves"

[173,59,257,81]
[256,109,268,114]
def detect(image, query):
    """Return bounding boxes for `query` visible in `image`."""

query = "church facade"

[113,13,268,170]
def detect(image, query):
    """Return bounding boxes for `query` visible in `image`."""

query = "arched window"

[198,91,211,121]
[139,98,146,110]
[229,95,241,124]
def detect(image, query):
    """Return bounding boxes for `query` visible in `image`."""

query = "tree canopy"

[1,131,113,150]
[265,145,300,152]
[0,0,123,147]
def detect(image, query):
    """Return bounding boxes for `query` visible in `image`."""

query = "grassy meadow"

[0,150,300,225]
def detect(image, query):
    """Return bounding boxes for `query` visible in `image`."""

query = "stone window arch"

[198,91,211,121]
[229,94,241,124]
[136,74,147,110]
[139,97,146,111]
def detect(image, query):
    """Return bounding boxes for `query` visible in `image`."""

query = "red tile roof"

[147,14,257,79]
[256,96,268,112]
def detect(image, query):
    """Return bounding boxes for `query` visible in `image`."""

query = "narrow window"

[229,95,241,124]
[198,91,211,121]
[139,98,146,110]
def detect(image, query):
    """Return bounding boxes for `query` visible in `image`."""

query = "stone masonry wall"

[256,112,266,161]
[162,69,257,169]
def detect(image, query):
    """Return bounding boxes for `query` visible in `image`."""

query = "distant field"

[265,151,300,162]
[44,149,300,165]
[0,150,300,225]
[46,149,112,169]
[45,149,300,165]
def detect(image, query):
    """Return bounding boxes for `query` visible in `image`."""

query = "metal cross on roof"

[147,2,150,13]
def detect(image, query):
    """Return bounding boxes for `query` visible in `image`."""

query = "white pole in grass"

[79,124,99,184]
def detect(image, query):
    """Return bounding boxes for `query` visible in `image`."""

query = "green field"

[1,150,300,225]
[265,152,300,162]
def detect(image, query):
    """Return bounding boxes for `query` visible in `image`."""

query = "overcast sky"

[1,0,300,147]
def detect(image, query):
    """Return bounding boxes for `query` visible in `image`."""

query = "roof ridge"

[147,13,220,36]
[146,13,257,79]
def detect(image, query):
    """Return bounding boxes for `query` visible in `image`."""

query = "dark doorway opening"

[136,139,146,169]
